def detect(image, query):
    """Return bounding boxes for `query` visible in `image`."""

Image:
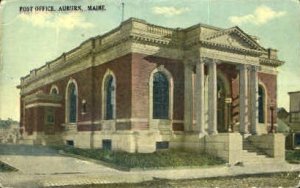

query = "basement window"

[66,140,74,146]
[156,141,169,150]
[102,139,112,150]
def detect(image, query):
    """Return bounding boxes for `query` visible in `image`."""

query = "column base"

[199,131,208,138]
[242,133,251,138]
[208,130,218,135]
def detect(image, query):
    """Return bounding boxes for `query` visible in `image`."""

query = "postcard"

[0,0,299,187]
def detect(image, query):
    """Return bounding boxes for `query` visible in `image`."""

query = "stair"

[241,139,281,164]
[243,140,268,156]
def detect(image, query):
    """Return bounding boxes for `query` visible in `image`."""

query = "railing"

[147,25,173,37]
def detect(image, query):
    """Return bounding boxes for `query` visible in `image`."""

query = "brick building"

[18,18,285,163]
[286,91,300,149]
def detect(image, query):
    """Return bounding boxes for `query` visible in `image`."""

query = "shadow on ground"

[0,144,59,156]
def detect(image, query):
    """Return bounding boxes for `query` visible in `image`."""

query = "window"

[103,74,115,120]
[51,88,58,95]
[291,112,300,123]
[153,72,169,119]
[295,133,300,146]
[50,85,59,95]
[66,81,77,123]
[66,140,74,146]
[102,139,112,150]
[258,85,265,123]
[45,108,55,125]
[156,141,169,150]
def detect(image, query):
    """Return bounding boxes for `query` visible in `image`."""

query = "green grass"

[286,150,300,163]
[0,161,18,172]
[53,146,225,169]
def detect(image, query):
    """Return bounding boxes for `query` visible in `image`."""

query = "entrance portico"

[184,57,260,136]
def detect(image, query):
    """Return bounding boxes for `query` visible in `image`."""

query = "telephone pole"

[121,2,125,22]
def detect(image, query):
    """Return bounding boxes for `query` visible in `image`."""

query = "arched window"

[103,74,116,120]
[66,81,77,123]
[153,72,169,119]
[258,85,265,123]
[50,85,59,95]
[51,88,58,95]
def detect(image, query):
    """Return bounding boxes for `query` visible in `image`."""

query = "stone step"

[242,156,276,163]
[242,140,269,156]
[243,148,267,156]
[241,149,276,164]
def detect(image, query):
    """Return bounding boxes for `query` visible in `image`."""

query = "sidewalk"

[0,144,300,187]
[1,162,300,187]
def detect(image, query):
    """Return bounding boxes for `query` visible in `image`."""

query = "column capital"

[249,65,261,72]
[236,64,249,71]
[200,57,221,65]
[200,57,210,64]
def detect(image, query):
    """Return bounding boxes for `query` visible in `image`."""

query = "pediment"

[204,27,265,51]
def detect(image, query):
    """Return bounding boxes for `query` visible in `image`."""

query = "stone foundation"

[20,131,285,164]
[205,133,243,164]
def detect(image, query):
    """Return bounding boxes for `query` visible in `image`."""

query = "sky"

[0,0,299,120]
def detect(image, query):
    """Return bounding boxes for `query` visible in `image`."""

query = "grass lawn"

[0,161,18,172]
[286,150,300,163]
[53,146,225,169]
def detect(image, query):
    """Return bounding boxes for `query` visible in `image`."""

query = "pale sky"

[0,0,299,120]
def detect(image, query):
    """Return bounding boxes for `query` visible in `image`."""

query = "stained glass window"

[68,83,77,123]
[105,75,114,120]
[153,72,169,119]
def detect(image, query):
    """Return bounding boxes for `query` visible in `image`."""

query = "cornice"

[259,57,285,67]
[200,40,263,56]
[24,92,63,104]
[130,34,180,47]
[18,17,285,94]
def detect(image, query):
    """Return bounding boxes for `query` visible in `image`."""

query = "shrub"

[54,146,225,169]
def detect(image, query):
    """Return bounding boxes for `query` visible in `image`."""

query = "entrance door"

[217,78,226,132]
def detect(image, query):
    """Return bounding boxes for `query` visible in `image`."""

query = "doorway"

[217,76,231,132]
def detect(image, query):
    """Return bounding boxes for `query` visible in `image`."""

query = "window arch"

[258,84,266,123]
[149,66,173,120]
[50,85,59,95]
[102,70,116,120]
[66,79,78,123]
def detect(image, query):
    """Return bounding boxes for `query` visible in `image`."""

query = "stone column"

[208,61,218,134]
[184,62,194,131]
[250,66,258,134]
[239,64,249,134]
[195,60,206,134]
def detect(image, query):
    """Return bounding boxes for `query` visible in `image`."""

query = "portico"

[184,56,260,136]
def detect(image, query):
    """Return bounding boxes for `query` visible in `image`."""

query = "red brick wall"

[258,72,277,124]
[131,53,184,130]
[92,54,132,121]
[24,108,33,135]
[21,54,133,133]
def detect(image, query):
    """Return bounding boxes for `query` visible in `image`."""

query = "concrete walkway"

[0,144,300,187]
[0,144,117,175]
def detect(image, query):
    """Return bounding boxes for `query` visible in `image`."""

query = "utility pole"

[121,2,125,22]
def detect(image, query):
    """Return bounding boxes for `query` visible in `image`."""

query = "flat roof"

[288,91,300,95]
